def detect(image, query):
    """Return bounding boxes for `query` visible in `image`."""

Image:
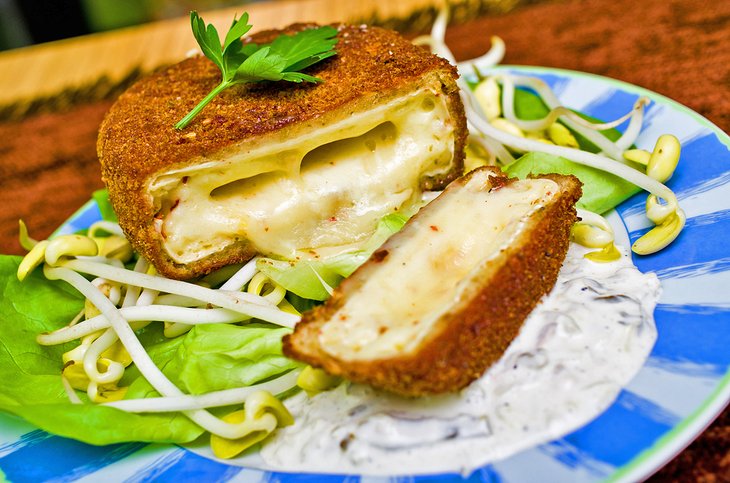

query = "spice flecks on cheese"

[149,89,455,264]
[318,176,559,360]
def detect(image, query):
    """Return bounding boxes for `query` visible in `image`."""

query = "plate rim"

[42,65,730,482]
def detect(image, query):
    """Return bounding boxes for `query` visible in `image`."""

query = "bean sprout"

[18,220,38,250]
[219,257,259,291]
[104,370,300,413]
[499,75,645,161]
[61,375,83,404]
[572,209,621,262]
[497,74,649,136]
[39,305,254,345]
[16,217,300,450]
[464,96,679,208]
[422,7,685,255]
[57,258,297,327]
[83,328,125,385]
[43,264,292,441]
[88,221,125,237]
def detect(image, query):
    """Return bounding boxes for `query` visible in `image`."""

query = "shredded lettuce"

[256,258,340,301]
[257,213,408,300]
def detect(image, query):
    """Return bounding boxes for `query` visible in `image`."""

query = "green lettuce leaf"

[256,258,340,301]
[92,188,117,223]
[0,255,201,444]
[256,213,408,300]
[0,255,296,445]
[505,151,641,214]
[128,324,299,397]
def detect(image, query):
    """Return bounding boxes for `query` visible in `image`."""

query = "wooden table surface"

[0,0,728,480]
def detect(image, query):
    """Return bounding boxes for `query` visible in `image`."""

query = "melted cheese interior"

[318,175,559,361]
[148,89,456,264]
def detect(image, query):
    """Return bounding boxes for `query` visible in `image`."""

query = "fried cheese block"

[283,167,582,396]
[98,24,466,280]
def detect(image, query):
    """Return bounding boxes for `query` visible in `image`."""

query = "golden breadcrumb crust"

[283,167,582,397]
[97,23,466,280]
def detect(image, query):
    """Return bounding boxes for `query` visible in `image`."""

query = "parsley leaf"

[175,11,338,129]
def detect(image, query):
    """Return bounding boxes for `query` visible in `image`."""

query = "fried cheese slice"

[284,167,582,396]
[98,24,466,279]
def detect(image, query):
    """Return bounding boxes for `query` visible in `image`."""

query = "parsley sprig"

[175,11,338,129]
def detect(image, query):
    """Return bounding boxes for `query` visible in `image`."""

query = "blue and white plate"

[1,67,729,482]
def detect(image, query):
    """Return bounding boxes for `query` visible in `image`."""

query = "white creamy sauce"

[257,244,660,475]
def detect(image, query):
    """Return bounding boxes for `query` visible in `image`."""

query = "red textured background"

[0,0,728,479]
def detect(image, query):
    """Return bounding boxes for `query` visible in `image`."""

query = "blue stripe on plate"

[125,449,242,482]
[559,391,679,467]
[620,132,730,215]
[580,90,639,127]
[628,211,730,273]
[265,472,359,482]
[123,448,186,482]
[494,443,615,482]
[626,357,722,419]
[0,430,145,482]
[653,257,730,282]
[665,132,730,191]
[408,466,502,483]
[473,466,502,483]
[0,429,48,457]
[539,440,615,479]
[71,203,103,231]
[261,469,502,483]
[54,203,103,236]
[680,207,730,229]
[648,304,730,369]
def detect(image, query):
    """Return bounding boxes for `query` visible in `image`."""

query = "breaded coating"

[283,167,582,397]
[97,24,466,279]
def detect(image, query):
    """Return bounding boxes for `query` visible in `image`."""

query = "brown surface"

[0,0,728,479]
[0,101,110,253]
[284,168,580,396]
[99,24,464,279]
[446,0,730,132]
